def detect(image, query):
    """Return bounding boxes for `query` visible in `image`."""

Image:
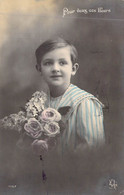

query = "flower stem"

[40,155,47,183]
[39,155,48,194]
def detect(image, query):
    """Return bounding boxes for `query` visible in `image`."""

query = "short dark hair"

[35,37,78,71]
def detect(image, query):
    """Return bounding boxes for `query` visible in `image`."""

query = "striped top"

[46,84,105,152]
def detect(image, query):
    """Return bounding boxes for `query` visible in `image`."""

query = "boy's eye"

[59,60,67,65]
[43,61,53,66]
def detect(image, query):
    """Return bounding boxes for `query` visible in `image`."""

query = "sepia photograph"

[0,0,124,194]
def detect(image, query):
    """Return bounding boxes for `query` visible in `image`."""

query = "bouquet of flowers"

[0,91,67,155]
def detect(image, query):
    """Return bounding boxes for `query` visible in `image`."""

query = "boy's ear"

[36,64,41,72]
[71,63,79,76]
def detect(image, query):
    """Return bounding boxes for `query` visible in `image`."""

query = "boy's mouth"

[50,75,62,78]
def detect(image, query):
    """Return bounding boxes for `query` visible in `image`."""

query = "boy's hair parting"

[35,37,78,71]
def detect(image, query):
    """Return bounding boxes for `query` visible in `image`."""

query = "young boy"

[35,37,105,153]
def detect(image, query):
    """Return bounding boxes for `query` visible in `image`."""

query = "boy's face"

[40,46,77,90]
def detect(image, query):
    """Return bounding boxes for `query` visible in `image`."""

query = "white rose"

[40,108,61,122]
[43,122,60,137]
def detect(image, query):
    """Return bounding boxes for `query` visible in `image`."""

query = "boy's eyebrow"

[42,58,53,62]
[42,58,67,62]
[59,58,67,61]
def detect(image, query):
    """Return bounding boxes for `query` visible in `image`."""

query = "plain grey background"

[0,0,124,194]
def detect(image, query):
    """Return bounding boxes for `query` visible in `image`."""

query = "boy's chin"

[48,82,69,88]
[48,81,63,86]
[48,83,63,88]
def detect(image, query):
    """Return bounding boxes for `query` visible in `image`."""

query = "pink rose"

[32,139,48,155]
[40,108,61,122]
[43,122,60,137]
[24,118,43,139]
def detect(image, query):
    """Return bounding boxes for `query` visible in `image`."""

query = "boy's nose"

[52,63,60,72]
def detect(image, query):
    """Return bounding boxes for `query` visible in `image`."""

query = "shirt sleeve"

[76,98,105,147]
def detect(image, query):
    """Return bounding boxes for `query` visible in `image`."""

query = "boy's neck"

[49,84,70,98]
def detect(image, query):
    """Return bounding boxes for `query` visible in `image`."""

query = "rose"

[43,121,60,137]
[32,139,48,155]
[40,108,61,122]
[24,118,43,139]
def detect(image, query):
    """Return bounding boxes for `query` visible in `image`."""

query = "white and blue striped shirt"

[46,84,105,152]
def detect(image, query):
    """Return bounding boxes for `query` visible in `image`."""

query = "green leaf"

[59,120,66,133]
[58,106,71,116]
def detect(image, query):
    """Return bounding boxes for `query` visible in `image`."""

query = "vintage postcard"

[0,0,124,194]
